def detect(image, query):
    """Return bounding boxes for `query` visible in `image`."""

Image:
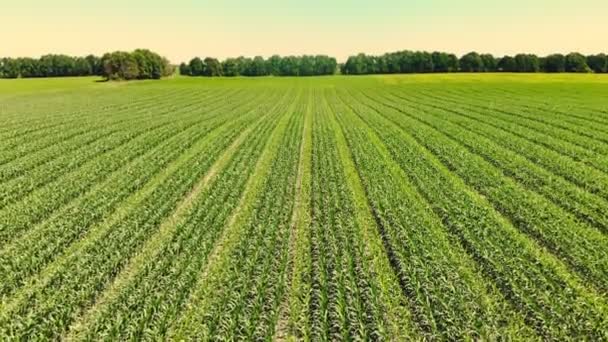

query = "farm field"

[0,74,607,340]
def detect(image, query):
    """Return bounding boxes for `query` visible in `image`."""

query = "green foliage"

[480,54,498,71]
[565,52,592,73]
[183,55,336,77]
[513,54,540,72]
[586,53,607,73]
[1,75,608,340]
[459,52,484,72]
[544,54,566,72]
[0,54,101,78]
[497,56,516,71]
[100,50,172,80]
[203,57,222,76]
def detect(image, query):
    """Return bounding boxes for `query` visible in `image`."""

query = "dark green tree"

[497,56,516,72]
[179,63,191,76]
[204,57,222,76]
[459,52,484,72]
[544,54,566,72]
[513,54,540,72]
[266,55,282,76]
[188,57,205,76]
[565,52,591,73]
[222,58,240,76]
[480,54,497,72]
[587,54,607,73]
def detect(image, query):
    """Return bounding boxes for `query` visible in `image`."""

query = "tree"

[18,58,40,77]
[544,54,565,73]
[251,56,267,76]
[0,51,165,79]
[513,54,540,72]
[315,55,337,75]
[179,63,191,76]
[132,49,166,79]
[204,57,222,76]
[266,55,282,76]
[1,58,21,78]
[298,55,315,76]
[161,58,175,77]
[188,57,205,76]
[343,53,372,75]
[279,56,299,76]
[432,52,451,72]
[497,56,516,72]
[73,57,91,76]
[565,52,591,73]
[86,55,102,75]
[385,53,401,73]
[459,52,484,72]
[587,54,607,73]
[412,51,434,73]
[222,58,240,76]
[480,54,497,72]
[99,50,169,80]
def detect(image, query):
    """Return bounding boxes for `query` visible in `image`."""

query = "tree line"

[341,51,608,74]
[0,49,174,80]
[179,55,338,77]
[0,55,102,78]
[2,50,607,79]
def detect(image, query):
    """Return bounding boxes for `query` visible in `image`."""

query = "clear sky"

[1,0,607,63]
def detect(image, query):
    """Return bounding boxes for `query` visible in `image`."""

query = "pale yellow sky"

[1,0,607,63]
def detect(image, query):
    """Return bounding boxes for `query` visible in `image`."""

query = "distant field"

[0,74,607,340]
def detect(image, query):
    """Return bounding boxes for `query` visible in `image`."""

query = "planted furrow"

[0,91,279,301]
[339,87,608,339]
[323,94,420,340]
[440,85,608,130]
[0,88,245,207]
[329,89,535,340]
[351,88,608,294]
[0,86,192,137]
[0,87,232,169]
[408,86,608,147]
[168,90,302,340]
[0,88,259,246]
[185,97,303,341]
[0,87,191,157]
[0,90,285,340]
[275,91,313,341]
[433,84,608,129]
[1,75,607,339]
[362,89,608,233]
[307,94,412,340]
[409,88,608,164]
[367,89,608,201]
[64,90,291,340]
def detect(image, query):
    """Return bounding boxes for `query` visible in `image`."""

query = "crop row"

[436,84,608,129]
[169,90,305,340]
[327,89,534,339]
[0,87,236,167]
[0,87,248,209]
[0,88,289,339]
[338,87,608,339]
[0,89,282,303]
[0,85,200,134]
[0,88,260,247]
[353,87,608,294]
[367,88,608,233]
[404,88,608,169]
[0,86,205,154]
[66,89,295,340]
